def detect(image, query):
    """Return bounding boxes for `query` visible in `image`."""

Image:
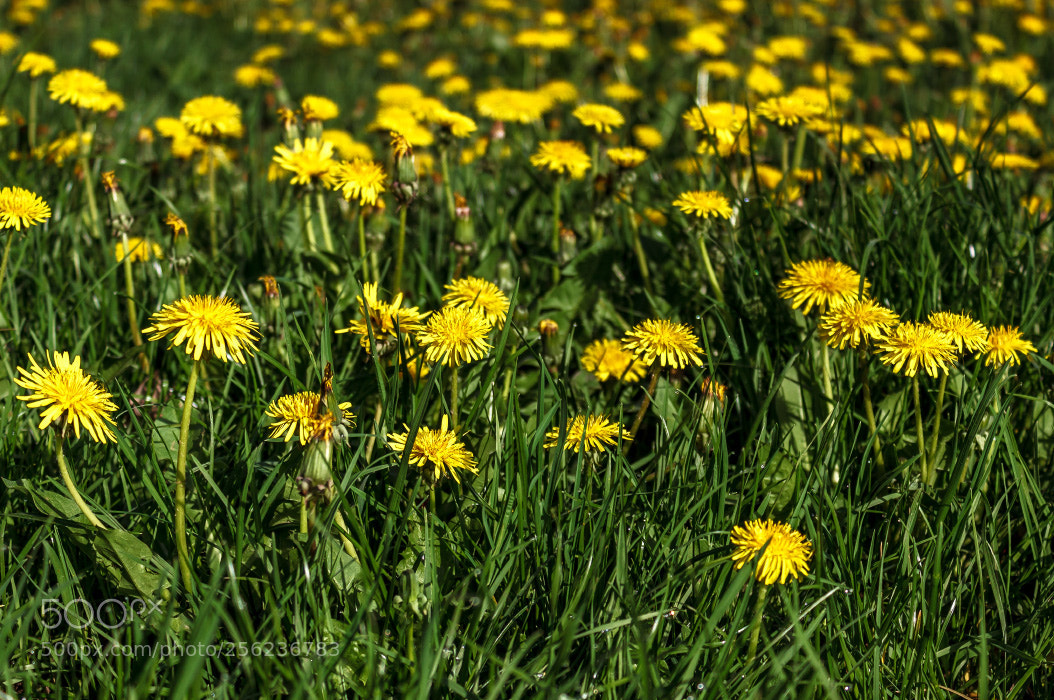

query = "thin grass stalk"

[0,231,15,295]
[394,204,408,293]
[206,149,218,256]
[626,366,659,451]
[55,432,106,529]
[450,367,459,428]
[696,222,725,304]
[551,178,562,283]
[820,341,834,415]
[440,148,455,221]
[912,375,930,485]
[74,111,102,240]
[175,360,201,592]
[364,398,383,462]
[627,206,652,294]
[928,370,948,468]
[315,190,333,253]
[859,354,884,469]
[333,508,359,560]
[357,208,369,282]
[28,78,39,152]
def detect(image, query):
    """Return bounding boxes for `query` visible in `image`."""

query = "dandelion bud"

[538,319,559,337]
[559,226,577,263]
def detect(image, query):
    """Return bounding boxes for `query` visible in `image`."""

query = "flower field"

[2,0,1054,697]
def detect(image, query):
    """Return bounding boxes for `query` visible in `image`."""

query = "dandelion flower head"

[0,186,52,231]
[673,190,734,219]
[544,415,631,452]
[15,351,118,443]
[623,319,705,369]
[928,311,989,355]
[819,297,899,350]
[731,519,813,585]
[581,338,648,382]
[180,95,244,138]
[416,305,493,367]
[984,325,1036,367]
[530,140,592,179]
[143,294,260,363]
[877,322,957,377]
[387,415,478,484]
[778,259,866,315]
[442,277,509,327]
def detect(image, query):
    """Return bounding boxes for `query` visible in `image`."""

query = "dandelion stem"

[859,355,884,470]
[299,494,309,538]
[55,432,106,529]
[175,360,200,592]
[316,190,334,253]
[551,178,562,283]
[74,112,102,241]
[912,375,930,486]
[206,149,218,256]
[28,79,39,152]
[928,371,948,468]
[696,222,724,304]
[746,582,770,664]
[450,367,460,428]
[357,209,369,282]
[299,193,316,253]
[440,148,456,221]
[627,366,659,452]
[394,204,408,293]
[0,231,15,295]
[333,508,359,560]
[364,398,384,462]
[627,206,653,294]
[820,341,834,414]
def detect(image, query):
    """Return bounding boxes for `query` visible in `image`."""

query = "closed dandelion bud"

[257,275,282,330]
[390,131,418,205]
[453,194,477,252]
[559,226,577,263]
[538,319,559,338]
[696,378,728,453]
[496,259,515,292]
[102,172,133,233]
[297,437,334,503]
[165,213,193,268]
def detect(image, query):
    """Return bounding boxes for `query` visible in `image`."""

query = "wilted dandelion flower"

[114,237,163,263]
[417,306,492,367]
[623,319,704,369]
[819,297,899,350]
[265,391,354,445]
[335,282,427,352]
[143,294,260,363]
[673,191,733,219]
[581,339,648,382]
[530,140,592,179]
[545,415,631,452]
[778,259,866,315]
[984,325,1036,367]
[332,158,387,205]
[387,415,478,484]
[442,277,509,326]
[0,186,51,231]
[928,311,989,355]
[572,103,625,133]
[15,351,117,442]
[877,322,957,377]
[180,95,244,138]
[731,519,812,585]
[272,138,336,187]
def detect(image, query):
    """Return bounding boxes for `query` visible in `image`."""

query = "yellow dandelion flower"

[673,190,733,219]
[234,64,276,87]
[623,319,704,369]
[272,138,337,187]
[545,415,631,452]
[251,45,285,64]
[530,140,591,179]
[876,322,957,377]
[331,158,386,205]
[114,237,163,263]
[335,282,427,353]
[431,107,477,138]
[755,95,825,127]
[984,325,1036,367]
[633,125,663,149]
[538,80,580,104]
[0,186,51,231]
[682,102,746,144]
[15,351,117,443]
[301,94,339,122]
[321,130,372,160]
[416,305,492,367]
[387,415,478,484]
[143,294,260,363]
[180,95,244,139]
[441,75,472,95]
[731,519,812,585]
[572,103,625,134]
[47,69,109,111]
[17,52,56,78]
[927,311,989,355]
[475,88,553,123]
[777,260,866,315]
[265,391,354,445]
[581,339,648,382]
[606,147,647,169]
[604,83,643,102]
[442,277,509,327]
[90,39,121,59]
[819,297,899,350]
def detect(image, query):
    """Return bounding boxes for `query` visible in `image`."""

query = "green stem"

[299,193,316,253]
[120,233,149,373]
[0,231,14,295]
[440,148,455,221]
[696,222,725,304]
[316,190,334,253]
[820,340,834,414]
[175,360,201,592]
[394,205,408,293]
[55,432,106,529]
[74,112,101,241]
[333,508,359,560]
[746,582,770,664]
[28,79,38,152]
[177,270,188,298]
[860,355,884,469]
[913,375,930,486]
[364,398,383,462]
[928,371,948,468]
[299,494,309,538]
[551,178,562,283]
[207,149,218,256]
[450,367,459,428]
[628,207,653,294]
[357,210,369,282]
[626,366,659,452]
